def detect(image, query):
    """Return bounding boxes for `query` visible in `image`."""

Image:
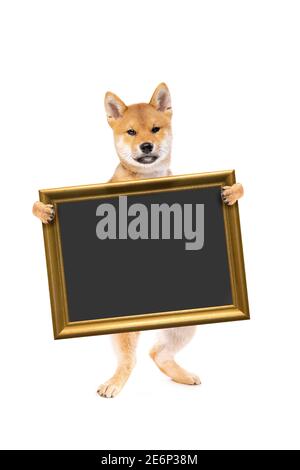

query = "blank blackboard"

[58,187,231,322]
[40,171,249,339]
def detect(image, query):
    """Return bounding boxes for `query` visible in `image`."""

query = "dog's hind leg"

[97,332,139,398]
[150,326,200,385]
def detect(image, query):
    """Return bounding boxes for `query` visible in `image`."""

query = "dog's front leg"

[221,183,244,206]
[32,201,55,224]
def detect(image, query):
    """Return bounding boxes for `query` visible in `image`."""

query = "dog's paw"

[221,183,244,206]
[187,373,201,385]
[151,352,201,386]
[97,380,122,398]
[33,201,55,224]
[173,371,201,385]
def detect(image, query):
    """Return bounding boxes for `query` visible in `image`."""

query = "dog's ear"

[105,92,127,126]
[149,83,172,116]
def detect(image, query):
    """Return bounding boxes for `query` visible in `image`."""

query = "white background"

[0,0,300,450]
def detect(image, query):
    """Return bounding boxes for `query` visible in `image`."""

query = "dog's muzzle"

[136,155,158,164]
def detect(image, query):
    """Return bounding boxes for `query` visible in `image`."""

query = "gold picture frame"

[40,170,249,339]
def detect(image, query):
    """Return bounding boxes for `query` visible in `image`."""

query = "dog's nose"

[140,142,153,154]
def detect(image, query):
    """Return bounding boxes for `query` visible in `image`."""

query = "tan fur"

[98,84,201,397]
[32,83,244,398]
[149,326,201,385]
[105,85,172,181]
[32,201,54,224]
[221,183,244,205]
[97,332,140,398]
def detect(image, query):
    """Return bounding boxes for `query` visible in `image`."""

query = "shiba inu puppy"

[33,83,244,398]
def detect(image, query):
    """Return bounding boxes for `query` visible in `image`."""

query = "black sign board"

[40,171,249,339]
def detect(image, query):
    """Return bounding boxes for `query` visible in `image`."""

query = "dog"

[33,83,244,398]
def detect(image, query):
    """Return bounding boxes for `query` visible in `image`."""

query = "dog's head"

[105,83,172,174]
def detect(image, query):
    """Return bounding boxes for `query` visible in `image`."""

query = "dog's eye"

[151,127,160,133]
[127,129,136,136]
